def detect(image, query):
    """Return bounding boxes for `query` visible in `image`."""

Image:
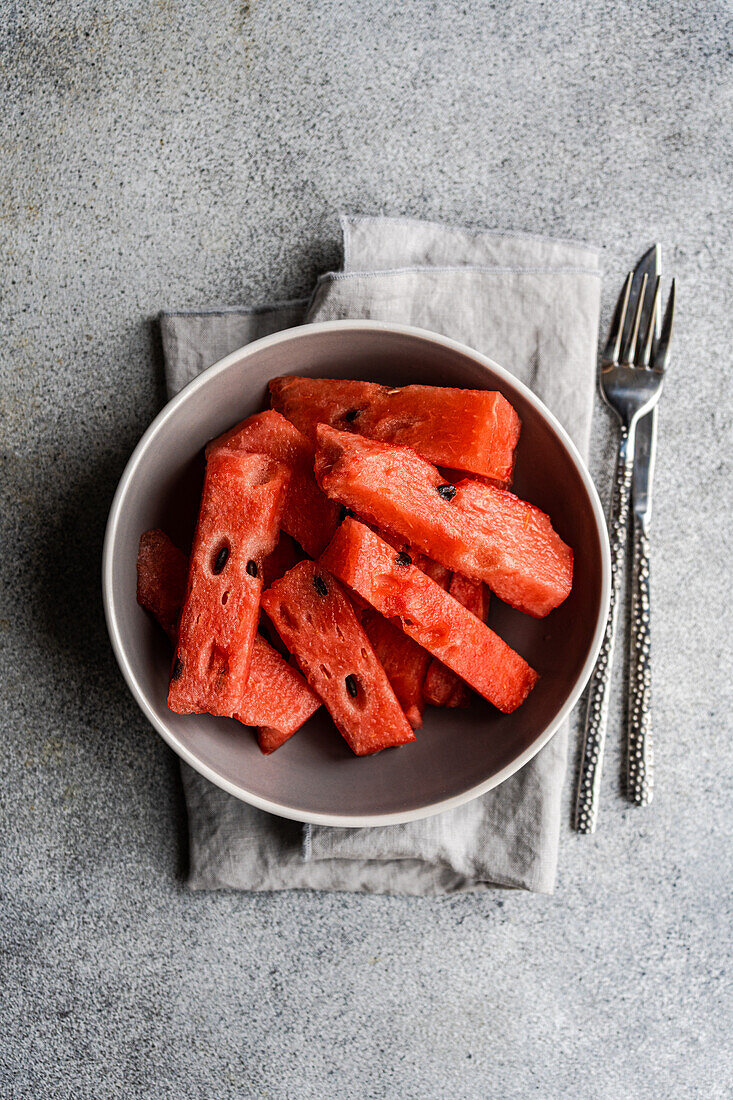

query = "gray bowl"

[103,321,610,826]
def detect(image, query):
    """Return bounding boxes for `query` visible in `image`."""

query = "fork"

[575,270,675,833]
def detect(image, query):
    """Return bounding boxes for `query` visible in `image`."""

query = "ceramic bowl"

[103,320,610,826]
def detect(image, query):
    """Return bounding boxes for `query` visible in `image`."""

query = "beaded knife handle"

[627,516,653,804]
[574,429,633,834]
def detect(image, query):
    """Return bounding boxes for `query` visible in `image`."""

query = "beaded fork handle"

[574,428,633,834]
[627,516,653,804]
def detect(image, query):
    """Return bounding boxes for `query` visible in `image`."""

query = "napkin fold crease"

[160,215,601,896]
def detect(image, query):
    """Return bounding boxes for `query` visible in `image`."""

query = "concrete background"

[2,1,731,1097]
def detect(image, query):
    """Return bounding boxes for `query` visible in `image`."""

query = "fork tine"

[638,277,661,367]
[628,244,661,349]
[653,279,676,372]
[623,272,648,364]
[603,272,632,363]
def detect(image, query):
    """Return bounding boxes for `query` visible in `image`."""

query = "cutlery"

[626,246,665,806]
[575,258,675,833]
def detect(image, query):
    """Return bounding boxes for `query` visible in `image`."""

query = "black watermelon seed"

[344,408,361,423]
[171,657,184,681]
[437,484,457,501]
[246,559,258,578]
[314,575,328,597]
[339,506,356,522]
[345,674,358,698]
[213,546,229,574]
[395,551,412,567]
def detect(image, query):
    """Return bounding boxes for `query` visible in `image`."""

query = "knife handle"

[575,428,633,833]
[627,515,653,805]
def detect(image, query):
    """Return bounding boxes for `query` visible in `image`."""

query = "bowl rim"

[103,318,611,827]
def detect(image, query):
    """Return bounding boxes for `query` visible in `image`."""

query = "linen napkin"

[160,216,601,895]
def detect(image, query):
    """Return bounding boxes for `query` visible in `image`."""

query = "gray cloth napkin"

[160,215,601,895]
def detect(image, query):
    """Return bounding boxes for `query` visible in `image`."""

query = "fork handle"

[627,515,653,804]
[574,427,633,833]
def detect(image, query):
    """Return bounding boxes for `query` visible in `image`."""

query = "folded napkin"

[160,216,601,895]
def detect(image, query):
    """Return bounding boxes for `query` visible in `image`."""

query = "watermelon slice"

[169,451,290,717]
[207,409,340,557]
[360,609,431,730]
[238,635,321,752]
[414,555,451,590]
[270,377,521,483]
[261,560,416,755]
[423,575,491,708]
[320,519,538,713]
[137,527,320,747]
[357,529,450,727]
[136,529,188,641]
[261,532,305,587]
[315,426,573,618]
[439,468,507,491]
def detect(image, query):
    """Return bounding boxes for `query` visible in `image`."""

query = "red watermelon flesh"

[261,532,305,587]
[238,635,321,751]
[169,451,290,717]
[415,555,451,590]
[136,529,188,641]
[375,528,451,589]
[136,529,320,744]
[258,724,302,754]
[207,409,340,557]
[261,560,415,755]
[439,468,508,491]
[315,426,573,618]
[360,609,431,730]
[270,376,520,484]
[423,575,491,708]
[320,519,538,713]
[137,529,320,742]
[359,529,450,726]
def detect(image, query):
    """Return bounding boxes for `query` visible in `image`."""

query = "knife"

[623,244,662,805]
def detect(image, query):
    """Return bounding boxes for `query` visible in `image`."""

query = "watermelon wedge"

[238,635,321,752]
[136,529,188,641]
[357,530,450,727]
[261,532,305,587]
[315,426,573,618]
[360,609,431,730]
[207,409,340,557]
[261,560,416,755]
[415,555,451,590]
[320,519,538,713]
[423,575,490,708]
[375,528,452,592]
[169,451,290,717]
[137,527,320,746]
[270,376,521,483]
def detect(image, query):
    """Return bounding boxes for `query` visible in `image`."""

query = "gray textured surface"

[1,1,731,1097]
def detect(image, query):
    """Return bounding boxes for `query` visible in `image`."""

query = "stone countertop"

[1,2,731,1097]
